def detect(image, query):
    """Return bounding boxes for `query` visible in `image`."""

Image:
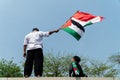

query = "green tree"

[109,53,120,76]
[0,59,23,77]
[43,52,72,77]
[109,53,120,65]
[83,59,118,77]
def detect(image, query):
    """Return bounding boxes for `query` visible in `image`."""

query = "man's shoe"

[24,75,28,78]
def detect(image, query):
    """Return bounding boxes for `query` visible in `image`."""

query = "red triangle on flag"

[61,20,72,28]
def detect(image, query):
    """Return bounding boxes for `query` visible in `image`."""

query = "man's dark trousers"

[24,48,43,77]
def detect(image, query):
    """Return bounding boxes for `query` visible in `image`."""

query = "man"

[23,28,59,77]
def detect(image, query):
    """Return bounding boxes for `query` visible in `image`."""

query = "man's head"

[72,56,81,63]
[32,28,39,31]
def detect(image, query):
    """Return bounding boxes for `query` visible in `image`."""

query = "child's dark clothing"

[69,62,87,77]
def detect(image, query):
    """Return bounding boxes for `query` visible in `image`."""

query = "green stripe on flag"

[84,22,93,27]
[62,27,81,40]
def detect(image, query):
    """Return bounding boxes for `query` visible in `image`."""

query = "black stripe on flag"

[71,19,85,32]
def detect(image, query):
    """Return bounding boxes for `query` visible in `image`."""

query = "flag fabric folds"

[61,11,103,40]
[72,62,80,75]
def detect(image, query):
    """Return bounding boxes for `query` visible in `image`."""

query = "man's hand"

[49,28,60,35]
[54,29,60,33]
[23,52,27,58]
[23,45,27,58]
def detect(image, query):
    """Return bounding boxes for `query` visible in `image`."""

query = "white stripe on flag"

[90,16,102,23]
[71,16,102,27]
[69,24,84,37]
[71,17,86,26]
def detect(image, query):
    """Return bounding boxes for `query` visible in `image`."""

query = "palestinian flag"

[72,62,80,75]
[61,11,103,40]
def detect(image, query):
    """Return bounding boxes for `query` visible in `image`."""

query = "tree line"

[0,52,120,77]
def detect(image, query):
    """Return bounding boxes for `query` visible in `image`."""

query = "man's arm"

[40,29,60,37]
[23,45,27,58]
[49,29,60,35]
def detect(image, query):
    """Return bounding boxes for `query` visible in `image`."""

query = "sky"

[0,0,120,64]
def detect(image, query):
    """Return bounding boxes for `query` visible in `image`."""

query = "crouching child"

[69,56,87,77]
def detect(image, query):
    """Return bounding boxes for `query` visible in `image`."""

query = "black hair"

[32,28,39,31]
[73,56,81,63]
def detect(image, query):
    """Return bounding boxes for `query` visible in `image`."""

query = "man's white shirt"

[24,31,49,50]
